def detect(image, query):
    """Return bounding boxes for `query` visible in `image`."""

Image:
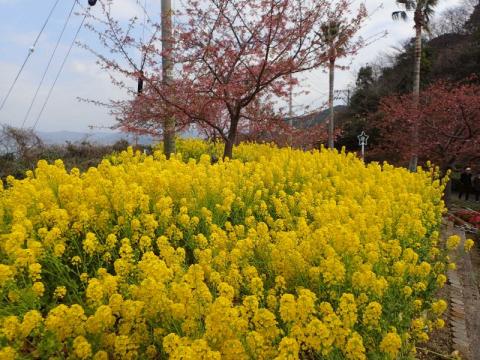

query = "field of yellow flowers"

[0,142,468,359]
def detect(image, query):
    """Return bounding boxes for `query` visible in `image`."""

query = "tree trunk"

[443,164,455,209]
[223,119,238,159]
[444,178,452,209]
[223,139,234,160]
[409,24,422,172]
[328,58,335,149]
[162,0,175,158]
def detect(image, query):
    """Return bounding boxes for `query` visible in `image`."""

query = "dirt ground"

[416,284,453,359]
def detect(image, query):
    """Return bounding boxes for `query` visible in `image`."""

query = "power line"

[33,12,88,130]
[22,0,78,128]
[0,0,61,114]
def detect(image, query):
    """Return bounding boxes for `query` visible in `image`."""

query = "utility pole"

[288,75,293,146]
[327,51,336,149]
[162,0,175,158]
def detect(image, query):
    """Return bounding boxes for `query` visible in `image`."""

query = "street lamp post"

[357,131,369,161]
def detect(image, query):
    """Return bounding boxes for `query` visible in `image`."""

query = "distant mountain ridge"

[37,127,201,145]
[36,110,341,145]
[287,105,348,129]
[37,131,156,145]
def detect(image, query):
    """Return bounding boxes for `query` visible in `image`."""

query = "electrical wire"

[0,0,61,114]
[22,0,78,128]
[32,12,87,130]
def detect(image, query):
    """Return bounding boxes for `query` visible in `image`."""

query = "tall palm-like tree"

[392,0,439,171]
[320,4,367,150]
[321,21,342,150]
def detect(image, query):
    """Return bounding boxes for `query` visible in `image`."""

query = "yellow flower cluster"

[0,142,450,358]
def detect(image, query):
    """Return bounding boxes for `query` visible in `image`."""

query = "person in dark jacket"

[459,167,473,200]
[473,173,480,202]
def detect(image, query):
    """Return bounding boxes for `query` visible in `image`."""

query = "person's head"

[466,167,472,174]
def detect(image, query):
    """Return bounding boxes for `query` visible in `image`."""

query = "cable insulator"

[88,0,97,6]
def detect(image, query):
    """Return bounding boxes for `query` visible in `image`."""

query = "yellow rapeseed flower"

[380,332,402,358]
[0,141,450,358]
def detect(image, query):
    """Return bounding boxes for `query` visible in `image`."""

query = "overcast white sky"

[0,0,463,132]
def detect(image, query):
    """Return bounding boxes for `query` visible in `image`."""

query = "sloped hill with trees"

[338,0,480,166]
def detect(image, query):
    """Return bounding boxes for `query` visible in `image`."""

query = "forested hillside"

[338,1,480,166]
